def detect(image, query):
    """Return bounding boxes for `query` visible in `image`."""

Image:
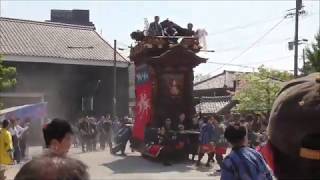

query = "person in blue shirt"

[111,119,132,156]
[197,117,215,167]
[221,123,272,180]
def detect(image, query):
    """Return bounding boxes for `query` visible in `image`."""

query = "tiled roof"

[0,17,127,64]
[195,96,235,114]
[194,70,244,90]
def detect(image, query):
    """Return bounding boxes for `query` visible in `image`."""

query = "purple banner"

[3,102,47,120]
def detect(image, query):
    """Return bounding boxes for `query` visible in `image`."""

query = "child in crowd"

[42,118,73,156]
[221,123,272,180]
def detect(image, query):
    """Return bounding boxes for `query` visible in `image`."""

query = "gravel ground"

[4,146,221,180]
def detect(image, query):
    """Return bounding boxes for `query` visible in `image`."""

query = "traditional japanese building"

[193,70,244,115]
[0,13,130,121]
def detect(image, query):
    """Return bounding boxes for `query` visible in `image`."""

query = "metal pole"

[294,0,301,77]
[302,48,306,67]
[113,40,117,119]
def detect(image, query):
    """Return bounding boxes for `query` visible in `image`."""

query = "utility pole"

[294,0,302,77]
[302,48,306,67]
[113,40,117,119]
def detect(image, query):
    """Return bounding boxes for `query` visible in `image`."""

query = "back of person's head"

[202,117,208,123]
[212,113,220,122]
[119,118,126,126]
[245,114,254,122]
[1,119,9,129]
[14,155,89,180]
[43,118,73,148]
[224,123,247,145]
[164,118,171,125]
[267,73,320,178]
[9,118,16,126]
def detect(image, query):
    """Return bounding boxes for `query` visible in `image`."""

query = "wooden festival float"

[130,20,207,160]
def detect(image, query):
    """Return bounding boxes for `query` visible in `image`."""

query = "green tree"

[0,55,17,108]
[234,66,293,113]
[302,30,320,74]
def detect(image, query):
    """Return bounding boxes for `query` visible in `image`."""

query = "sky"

[1,0,319,76]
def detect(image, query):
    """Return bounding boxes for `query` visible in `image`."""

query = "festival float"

[130,19,207,160]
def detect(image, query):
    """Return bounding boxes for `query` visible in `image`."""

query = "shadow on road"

[195,165,213,172]
[102,156,194,174]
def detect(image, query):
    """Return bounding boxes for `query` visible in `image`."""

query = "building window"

[81,96,94,112]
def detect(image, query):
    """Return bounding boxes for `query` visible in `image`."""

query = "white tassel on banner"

[196,28,208,51]
[144,18,149,36]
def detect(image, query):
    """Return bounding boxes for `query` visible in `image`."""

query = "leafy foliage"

[0,55,17,108]
[302,30,320,74]
[234,66,293,113]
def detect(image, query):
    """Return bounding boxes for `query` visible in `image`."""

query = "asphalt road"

[4,146,221,180]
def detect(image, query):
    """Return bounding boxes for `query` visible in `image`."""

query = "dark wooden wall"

[3,62,129,121]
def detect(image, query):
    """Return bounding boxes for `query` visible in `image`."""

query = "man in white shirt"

[9,118,28,163]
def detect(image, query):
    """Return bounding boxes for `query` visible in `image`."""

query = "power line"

[203,63,293,77]
[207,10,318,37]
[206,61,254,70]
[207,15,284,36]
[205,17,286,76]
[244,55,292,65]
[207,12,318,54]
[213,37,292,53]
[206,55,292,68]
[117,41,131,48]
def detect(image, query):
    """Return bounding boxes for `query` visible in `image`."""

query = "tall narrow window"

[81,96,94,112]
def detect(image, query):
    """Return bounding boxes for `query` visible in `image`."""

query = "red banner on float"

[133,65,153,141]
